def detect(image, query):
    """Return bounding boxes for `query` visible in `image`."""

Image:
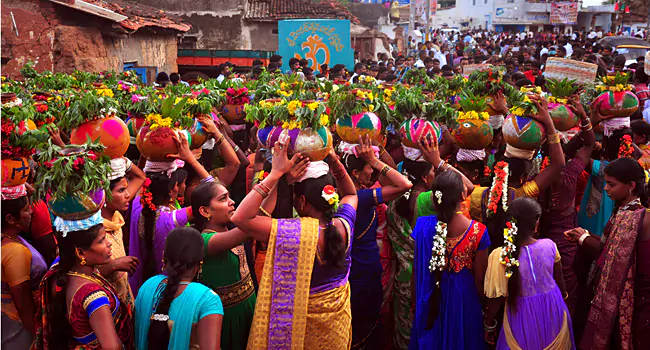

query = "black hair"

[1,196,29,227]
[109,176,125,191]
[430,171,464,224]
[505,197,542,309]
[341,153,375,182]
[354,62,365,72]
[631,120,650,141]
[169,73,180,83]
[289,57,300,67]
[49,224,104,348]
[148,227,204,349]
[454,158,488,186]
[141,171,180,282]
[396,160,433,220]
[267,62,280,72]
[603,128,632,161]
[252,59,263,67]
[156,72,169,83]
[270,54,282,63]
[190,181,222,232]
[294,174,346,267]
[604,157,648,206]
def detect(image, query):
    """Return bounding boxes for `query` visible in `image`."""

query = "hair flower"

[322,185,339,208]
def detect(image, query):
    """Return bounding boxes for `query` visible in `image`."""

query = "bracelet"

[200,175,215,184]
[582,125,593,132]
[259,206,272,217]
[380,165,391,176]
[258,182,272,194]
[484,319,498,331]
[563,291,569,300]
[215,135,225,147]
[547,133,561,145]
[253,185,269,199]
[578,232,590,246]
[436,161,447,172]
[233,145,240,153]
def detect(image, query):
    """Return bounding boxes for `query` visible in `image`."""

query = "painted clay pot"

[502,114,546,151]
[70,116,129,159]
[549,102,579,131]
[1,157,31,187]
[263,125,285,149]
[256,125,275,148]
[189,117,209,149]
[136,126,192,162]
[336,112,383,144]
[48,188,105,221]
[595,91,639,117]
[452,119,494,150]
[222,104,247,125]
[399,118,442,148]
[283,127,333,161]
[126,116,145,141]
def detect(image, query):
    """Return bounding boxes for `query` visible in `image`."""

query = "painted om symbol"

[295,34,330,72]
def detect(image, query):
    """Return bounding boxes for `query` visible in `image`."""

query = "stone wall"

[1,0,179,77]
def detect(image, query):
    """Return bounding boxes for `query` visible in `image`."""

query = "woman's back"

[518,238,560,297]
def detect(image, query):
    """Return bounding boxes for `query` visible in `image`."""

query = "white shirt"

[434,50,447,66]
[564,43,573,57]
[588,31,597,39]
[540,47,549,56]
[217,74,226,83]
[597,31,603,38]
[415,59,425,68]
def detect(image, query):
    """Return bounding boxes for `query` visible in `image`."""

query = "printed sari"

[248,205,355,349]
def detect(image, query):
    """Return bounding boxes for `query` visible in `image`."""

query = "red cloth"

[524,70,537,84]
[30,200,52,240]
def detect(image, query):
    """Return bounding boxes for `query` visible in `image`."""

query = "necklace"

[67,271,102,285]
[1,234,21,244]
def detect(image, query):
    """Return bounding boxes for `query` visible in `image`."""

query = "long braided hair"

[147,227,204,349]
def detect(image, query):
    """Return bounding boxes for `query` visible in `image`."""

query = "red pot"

[1,157,30,187]
[221,104,247,125]
[70,116,129,159]
[136,126,192,161]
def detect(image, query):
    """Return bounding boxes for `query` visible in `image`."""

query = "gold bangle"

[547,133,561,145]
[259,206,272,217]
[582,125,593,132]
[380,165,391,176]
[258,182,272,194]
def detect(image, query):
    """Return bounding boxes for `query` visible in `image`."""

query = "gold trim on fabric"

[82,290,109,311]
[213,273,255,309]
[356,210,376,240]
[503,305,572,350]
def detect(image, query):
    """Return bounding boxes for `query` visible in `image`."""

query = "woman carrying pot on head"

[1,184,47,348]
[410,169,490,350]
[189,145,310,350]
[565,158,650,349]
[230,138,359,349]
[33,222,134,349]
[128,133,211,295]
[135,227,223,350]
[469,95,566,249]
[98,157,145,312]
[338,135,413,349]
[485,197,574,349]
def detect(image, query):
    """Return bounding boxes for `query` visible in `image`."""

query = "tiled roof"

[245,0,359,24]
[53,0,191,33]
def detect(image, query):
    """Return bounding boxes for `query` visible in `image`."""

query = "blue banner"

[278,19,353,74]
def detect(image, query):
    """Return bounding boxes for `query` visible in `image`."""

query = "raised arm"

[420,135,475,195]
[199,115,241,187]
[568,95,596,165]
[529,95,565,192]
[357,135,412,203]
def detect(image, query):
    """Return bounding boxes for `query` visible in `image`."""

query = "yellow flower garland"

[458,110,489,121]
[145,113,172,131]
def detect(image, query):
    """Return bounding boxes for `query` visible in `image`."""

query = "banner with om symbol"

[278,19,353,74]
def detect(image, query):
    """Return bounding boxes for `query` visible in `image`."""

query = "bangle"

[258,182,272,194]
[253,184,269,199]
[200,175,215,184]
[547,133,561,145]
[563,291,569,300]
[582,125,593,132]
[259,206,272,217]
[578,231,590,246]
[380,165,391,176]
[215,135,225,147]
[484,319,498,331]
[233,145,241,153]
[436,160,447,172]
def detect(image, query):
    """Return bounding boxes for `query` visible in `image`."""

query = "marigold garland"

[140,178,156,211]
[619,135,634,158]
[540,156,550,172]
[500,220,520,278]
[487,161,509,217]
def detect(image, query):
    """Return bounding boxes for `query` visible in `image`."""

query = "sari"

[247,204,356,349]
[580,205,646,350]
[32,263,133,349]
[134,275,223,349]
[102,212,135,311]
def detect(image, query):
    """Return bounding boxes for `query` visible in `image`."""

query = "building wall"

[248,23,279,51]
[1,1,179,77]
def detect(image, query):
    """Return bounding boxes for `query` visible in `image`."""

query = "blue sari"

[135,275,223,349]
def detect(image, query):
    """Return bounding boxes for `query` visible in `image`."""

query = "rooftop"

[244,0,359,24]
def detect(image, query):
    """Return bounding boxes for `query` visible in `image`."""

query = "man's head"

[289,58,300,70]
[354,62,366,75]
[424,58,434,70]
[505,60,515,73]
[369,65,379,77]
[270,54,283,66]
[170,72,181,85]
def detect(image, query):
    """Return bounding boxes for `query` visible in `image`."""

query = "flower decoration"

[59,91,119,130]
[500,220,520,278]
[2,97,48,159]
[487,161,509,217]
[428,220,448,272]
[619,135,634,158]
[596,73,633,93]
[435,190,443,204]
[540,156,550,172]
[321,184,340,209]
[458,110,489,121]
[140,178,156,211]
[226,87,250,105]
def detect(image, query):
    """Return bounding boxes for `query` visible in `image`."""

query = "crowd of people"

[2,27,650,350]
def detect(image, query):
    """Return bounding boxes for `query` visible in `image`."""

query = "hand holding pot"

[355,135,377,164]
[489,91,508,115]
[167,132,194,162]
[568,95,587,120]
[528,95,554,129]
[286,154,310,185]
[47,125,65,147]
[270,136,292,176]
[199,114,222,139]
[589,98,614,126]
[419,134,442,166]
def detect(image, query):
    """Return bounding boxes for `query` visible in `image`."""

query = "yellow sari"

[247,217,352,349]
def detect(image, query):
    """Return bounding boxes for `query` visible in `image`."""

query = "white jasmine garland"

[502,163,509,213]
[429,221,448,272]
[2,97,23,108]
[500,221,520,278]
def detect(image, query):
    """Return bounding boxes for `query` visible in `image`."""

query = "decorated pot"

[189,118,209,149]
[399,118,442,148]
[595,91,639,117]
[452,119,494,150]
[136,125,192,161]
[48,188,105,221]
[1,157,31,187]
[222,104,246,125]
[549,102,579,131]
[126,116,145,141]
[256,125,275,148]
[262,125,285,149]
[283,126,333,161]
[502,115,546,151]
[336,112,383,144]
[70,116,129,159]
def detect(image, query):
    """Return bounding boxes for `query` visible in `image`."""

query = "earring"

[197,261,203,282]
[161,259,166,271]
[80,257,86,266]
[206,214,211,220]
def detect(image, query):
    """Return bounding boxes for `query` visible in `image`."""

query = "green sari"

[202,230,256,350]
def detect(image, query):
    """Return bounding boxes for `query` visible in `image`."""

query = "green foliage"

[546,78,579,98]
[457,91,488,112]
[60,91,119,130]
